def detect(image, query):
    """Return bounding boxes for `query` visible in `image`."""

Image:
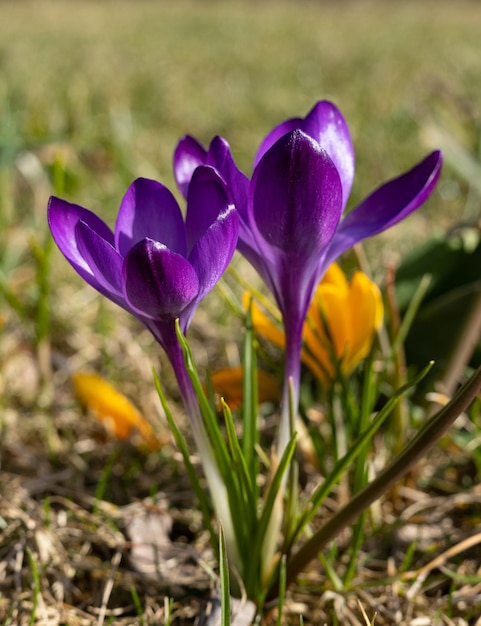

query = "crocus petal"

[76,220,124,300]
[207,136,250,219]
[123,238,199,320]
[48,196,115,293]
[250,300,286,350]
[321,284,350,359]
[115,178,186,257]
[209,367,281,410]
[174,135,208,199]
[73,372,163,450]
[251,130,343,259]
[207,136,265,267]
[206,138,248,212]
[320,261,350,291]
[345,271,382,371]
[175,134,272,278]
[302,289,334,385]
[301,327,333,386]
[186,202,238,324]
[185,165,233,254]
[254,101,355,209]
[325,150,443,268]
[249,131,345,338]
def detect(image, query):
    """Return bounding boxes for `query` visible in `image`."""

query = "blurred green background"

[1,0,480,230]
[1,0,481,372]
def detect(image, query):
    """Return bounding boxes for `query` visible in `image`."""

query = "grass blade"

[219,524,231,626]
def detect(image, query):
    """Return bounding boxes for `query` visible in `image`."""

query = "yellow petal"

[373,279,384,331]
[210,367,281,410]
[248,298,286,350]
[300,345,332,387]
[321,262,349,291]
[72,372,163,450]
[302,291,334,385]
[343,271,383,373]
[320,283,351,359]
[303,282,349,377]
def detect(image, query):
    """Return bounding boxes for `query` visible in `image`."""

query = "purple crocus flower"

[174,101,443,452]
[48,166,240,450]
[49,166,240,566]
[48,166,238,367]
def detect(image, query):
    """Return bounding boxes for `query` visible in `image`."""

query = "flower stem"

[164,328,241,572]
[277,322,303,457]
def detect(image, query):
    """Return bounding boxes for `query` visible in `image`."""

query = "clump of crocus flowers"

[49,100,457,600]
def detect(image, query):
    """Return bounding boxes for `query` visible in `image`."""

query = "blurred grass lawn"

[1,0,480,247]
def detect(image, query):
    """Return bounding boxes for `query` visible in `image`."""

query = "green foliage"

[396,229,481,379]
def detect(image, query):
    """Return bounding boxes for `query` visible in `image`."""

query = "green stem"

[166,324,241,572]
[242,300,259,497]
[385,265,408,453]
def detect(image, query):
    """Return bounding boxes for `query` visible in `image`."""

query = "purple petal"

[254,117,302,169]
[75,220,124,301]
[185,165,232,254]
[183,164,239,328]
[48,196,115,293]
[254,101,355,209]
[186,136,268,279]
[114,178,186,257]
[325,150,443,267]
[188,200,238,302]
[207,136,255,237]
[173,135,208,199]
[251,129,343,258]
[208,137,249,204]
[123,238,199,320]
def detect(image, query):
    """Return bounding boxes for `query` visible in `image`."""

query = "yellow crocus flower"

[249,263,383,388]
[72,372,165,450]
[209,367,281,410]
